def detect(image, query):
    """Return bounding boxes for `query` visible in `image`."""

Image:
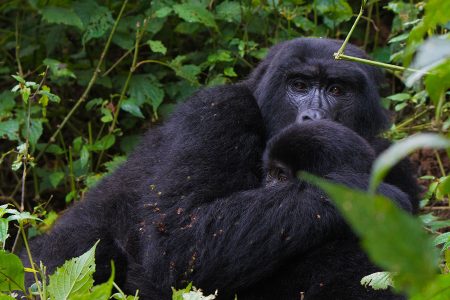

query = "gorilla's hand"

[263,120,375,184]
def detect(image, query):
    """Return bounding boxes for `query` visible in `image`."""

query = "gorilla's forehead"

[269,38,370,81]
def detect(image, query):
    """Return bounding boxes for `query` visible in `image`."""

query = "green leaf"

[224,67,237,77]
[44,58,77,79]
[314,0,353,28]
[361,272,394,290]
[0,120,19,140]
[216,1,241,23]
[40,6,84,30]
[104,156,126,173]
[121,99,145,119]
[172,282,192,300]
[49,171,65,188]
[433,232,450,247]
[0,91,16,114]
[91,135,115,151]
[147,40,167,55]
[155,7,172,18]
[302,173,438,295]
[48,241,99,300]
[386,93,410,102]
[69,262,115,300]
[173,3,217,29]
[0,219,9,249]
[173,65,201,84]
[80,5,114,45]
[128,75,165,110]
[0,251,25,292]
[22,119,43,147]
[370,134,450,192]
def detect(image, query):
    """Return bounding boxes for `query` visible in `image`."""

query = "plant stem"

[20,224,43,297]
[335,54,422,72]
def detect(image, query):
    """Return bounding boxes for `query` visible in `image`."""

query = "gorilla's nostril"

[302,115,312,121]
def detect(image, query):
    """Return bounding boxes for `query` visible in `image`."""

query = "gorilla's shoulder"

[170,83,262,122]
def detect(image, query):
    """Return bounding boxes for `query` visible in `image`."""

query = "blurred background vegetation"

[0,0,449,297]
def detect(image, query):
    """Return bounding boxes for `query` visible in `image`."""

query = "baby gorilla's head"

[263,120,375,186]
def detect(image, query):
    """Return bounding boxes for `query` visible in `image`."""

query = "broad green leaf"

[302,173,438,295]
[40,6,84,30]
[6,211,41,223]
[386,93,410,102]
[69,262,114,300]
[173,65,201,84]
[48,241,99,300]
[370,134,450,192]
[121,99,145,119]
[104,156,126,173]
[91,135,115,152]
[79,4,114,45]
[0,251,25,292]
[433,232,450,247]
[410,274,450,300]
[22,119,43,147]
[147,40,167,55]
[361,272,394,290]
[44,58,77,79]
[437,176,450,197]
[216,2,241,23]
[0,120,19,140]
[49,171,65,188]
[0,294,16,300]
[314,0,353,28]
[0,91,16,114]
[224,67,237,77]
[128,75,165,110]
[155,7,172,18]
[173,4,217,29]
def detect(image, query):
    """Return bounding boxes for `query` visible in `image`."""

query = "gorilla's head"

[246,38,389,139]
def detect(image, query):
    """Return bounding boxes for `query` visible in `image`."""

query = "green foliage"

[47,241,99,299]
[0,251,25,292]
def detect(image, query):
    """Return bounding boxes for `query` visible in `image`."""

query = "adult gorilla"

[24,38,419,299]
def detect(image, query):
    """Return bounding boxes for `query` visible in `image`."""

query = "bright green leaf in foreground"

[48,241,99,300]
[0,251,25,292]
[302,173,439,296]
[370,134,450,192]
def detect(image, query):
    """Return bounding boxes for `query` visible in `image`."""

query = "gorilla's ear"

[245,41,287,92]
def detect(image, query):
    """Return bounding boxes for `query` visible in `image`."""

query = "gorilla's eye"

[328,85,344,96]
[291,80,308,92]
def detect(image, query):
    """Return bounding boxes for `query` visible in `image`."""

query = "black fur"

[23,38,419,300]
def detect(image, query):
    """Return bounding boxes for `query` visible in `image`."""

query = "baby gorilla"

[261,120,407,300]
[264,120,375,183]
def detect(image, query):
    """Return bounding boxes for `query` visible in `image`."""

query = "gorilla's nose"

[297,109,326,122]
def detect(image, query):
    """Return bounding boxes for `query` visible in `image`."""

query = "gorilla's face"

[247,38,389,139]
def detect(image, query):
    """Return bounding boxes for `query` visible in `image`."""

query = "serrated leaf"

[216,2,241,23]
[433,232,450,246]
[81,5,114,45]
[40,6,84,30]
[361,272,394,290]
[370,134,450,192]
[0,251,25,292]
[173,3,217,29]
[69,262,115,300]
[44,58,77,79]
[147,40,167,55]
[48,241,99,300]
[173,65,201,84]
